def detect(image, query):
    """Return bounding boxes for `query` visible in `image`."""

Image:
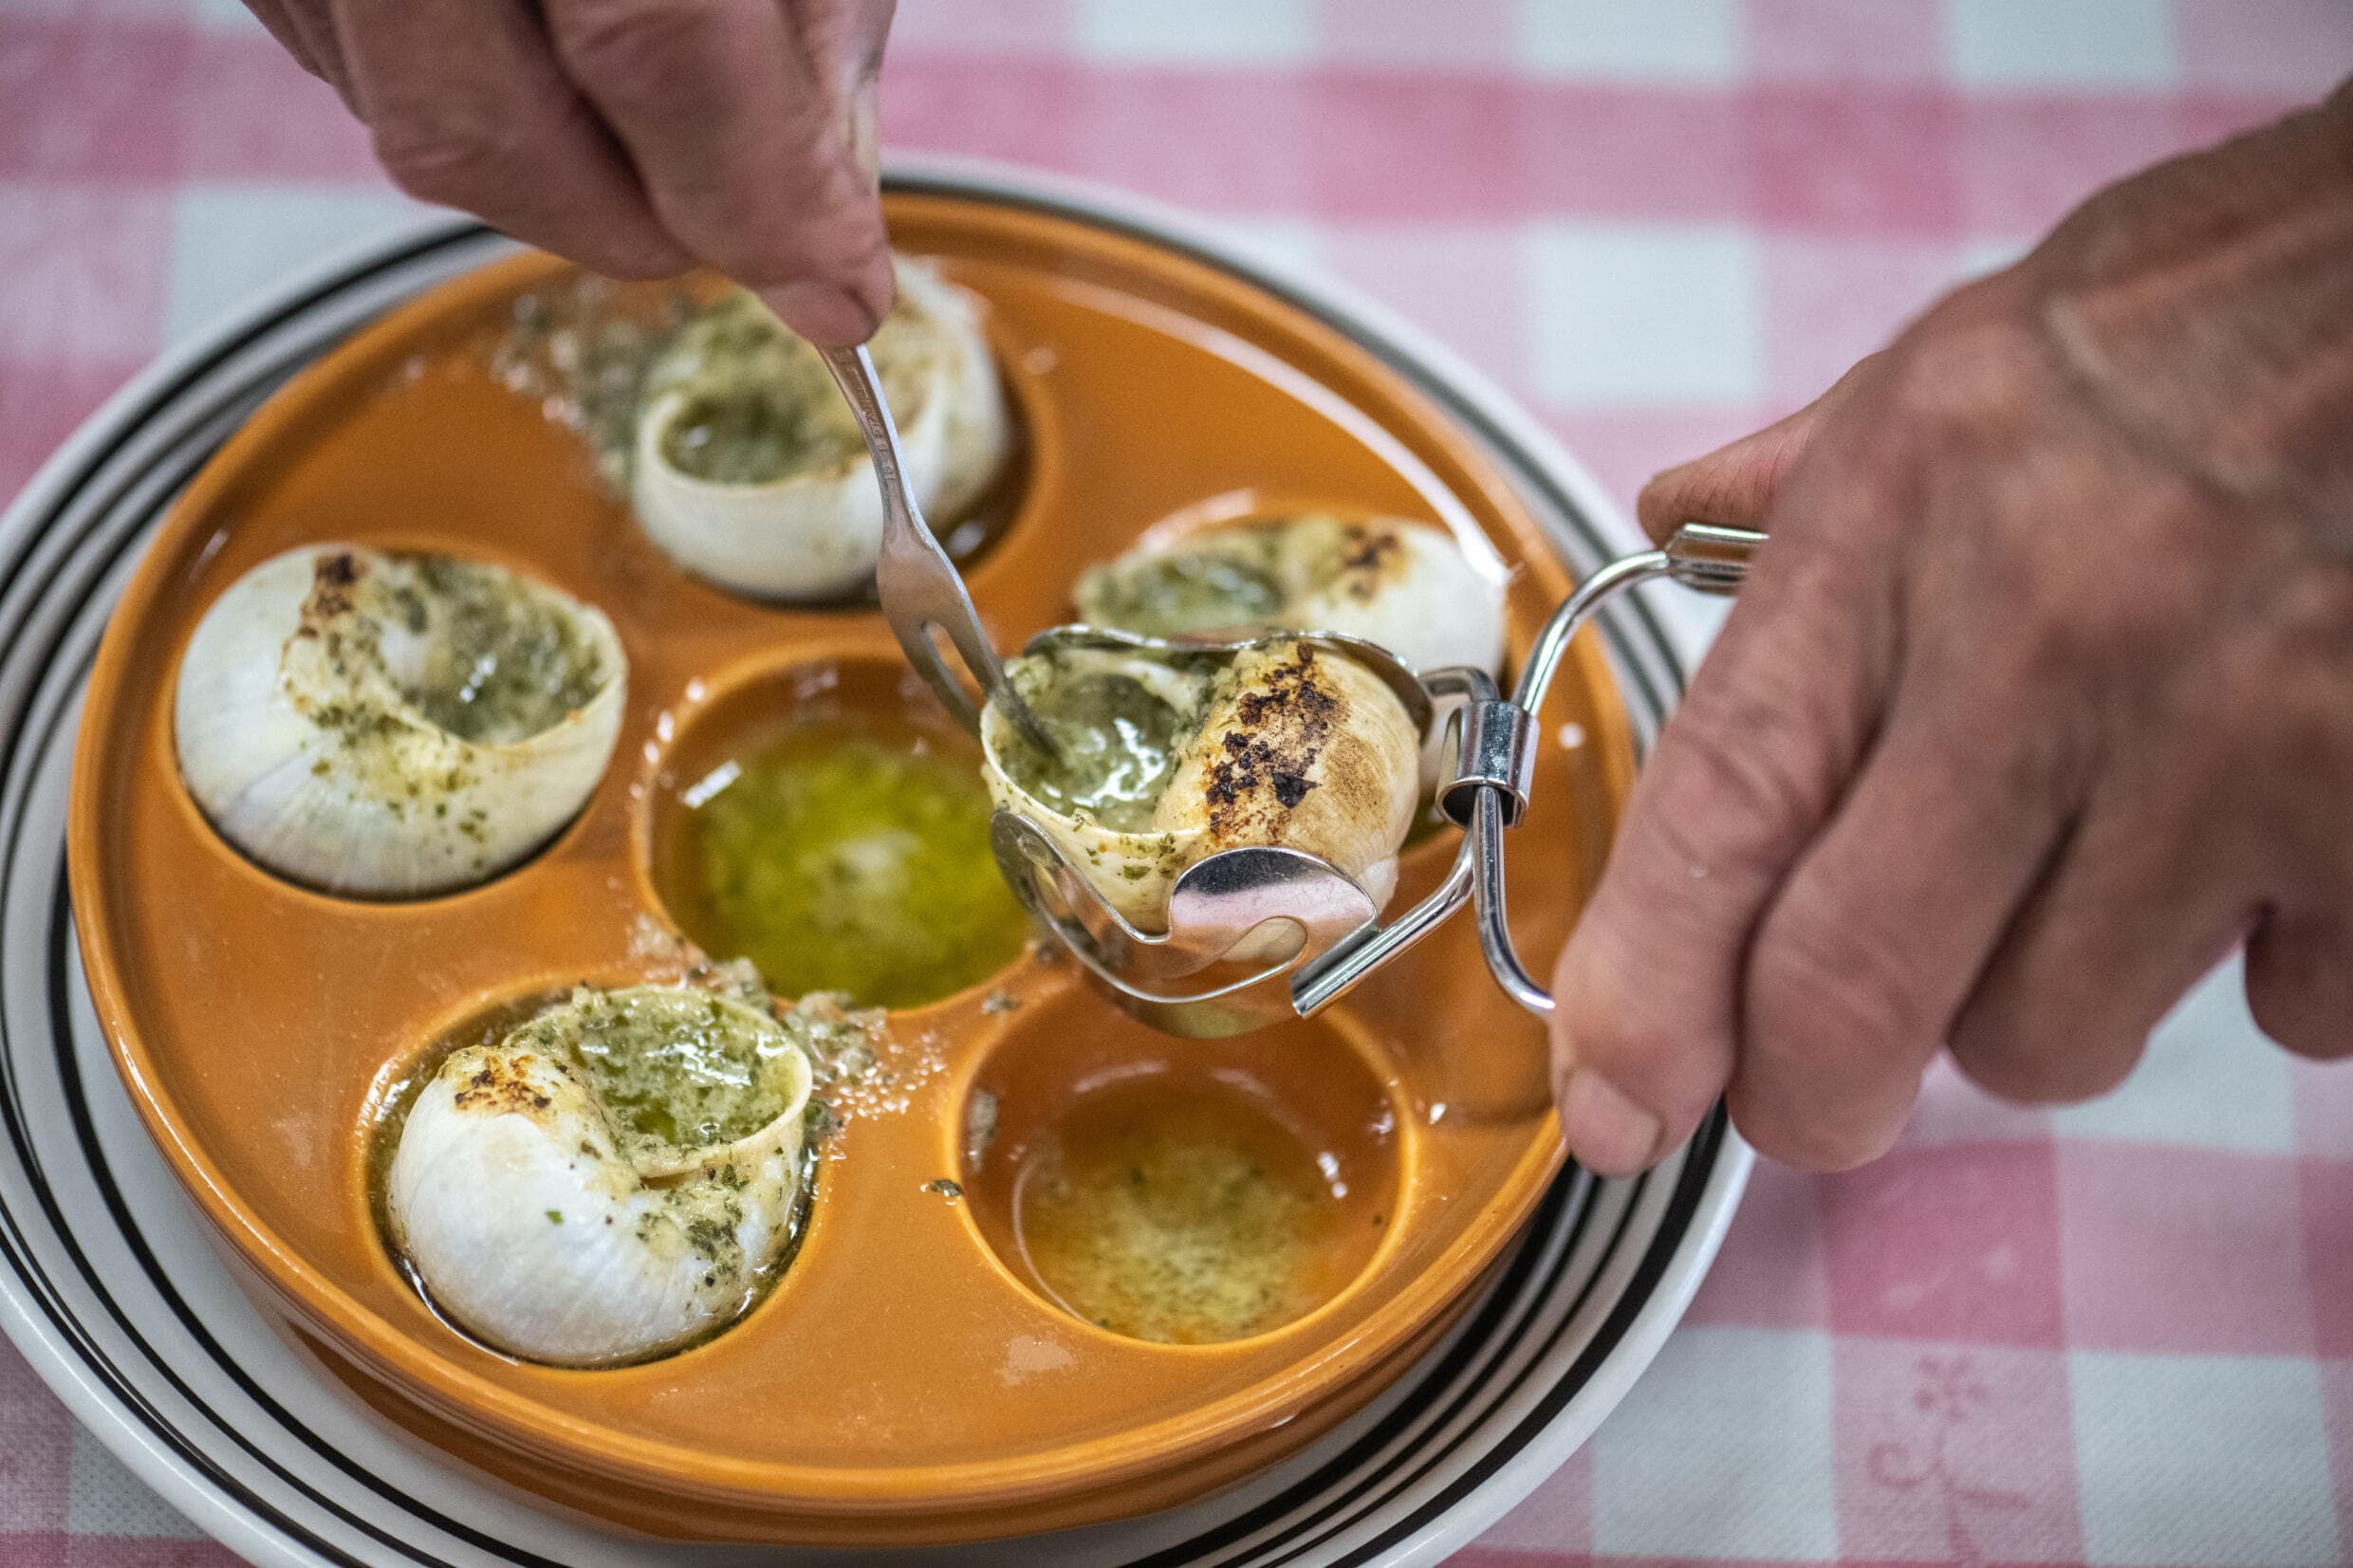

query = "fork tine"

[936,610,1059,755]
[900,621,984,734]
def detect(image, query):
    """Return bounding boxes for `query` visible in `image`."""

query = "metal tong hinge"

[1294,522,1768,1024]
[1438,691,1535,831]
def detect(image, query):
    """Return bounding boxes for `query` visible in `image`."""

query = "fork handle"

[821,345,1056,749]
[822,346,910,516]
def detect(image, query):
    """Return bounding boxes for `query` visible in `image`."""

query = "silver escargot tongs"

[1296,521,1759,1023]
[822,345,1060,756]
[988,522,1768,1040]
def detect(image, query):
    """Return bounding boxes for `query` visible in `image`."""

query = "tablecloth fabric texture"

[2,1,2350,1563]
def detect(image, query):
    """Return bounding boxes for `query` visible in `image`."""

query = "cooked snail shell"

[631,257,1010,600]
[982,636,1421,938]
[173,545,625,898]
[1074,513,1508,676]
[387,985,814,1367]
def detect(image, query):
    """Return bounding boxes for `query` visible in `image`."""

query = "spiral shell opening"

[172,545,626,898]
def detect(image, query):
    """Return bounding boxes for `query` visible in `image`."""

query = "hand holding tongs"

[989,523,1767,1039]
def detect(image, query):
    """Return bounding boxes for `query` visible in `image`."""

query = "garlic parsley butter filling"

[983,637,1422,934]
[1076,513,1508,677]
[632,255,1012,600]
[173,545,625,897]
[387,985,816,1367]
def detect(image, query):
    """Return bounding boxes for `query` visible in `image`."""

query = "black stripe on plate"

[1341,1108,1730,1565]
[9,513,542,1567]
[53,863,574,1568]
[0,426,381,1568]
[0,222,556,1568]
[1251,1177,1652,1568]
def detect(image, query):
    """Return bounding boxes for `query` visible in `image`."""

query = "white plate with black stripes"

[0,168,1750,1568]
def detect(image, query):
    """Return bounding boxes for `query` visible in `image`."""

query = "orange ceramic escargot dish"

[67,190,1637,1545]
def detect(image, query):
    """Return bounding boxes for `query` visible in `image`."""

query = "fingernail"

[847,74,880,194]
[764,281,879,348]
[1558,1070,1663,1175]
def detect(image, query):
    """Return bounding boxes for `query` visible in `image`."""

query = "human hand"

[1549,81,2353,1174]
[247,0,897,345]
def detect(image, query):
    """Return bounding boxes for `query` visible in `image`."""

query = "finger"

[243,0,317,72]
[331,0,690,281]
[786,0,896,194]
[254,0,356,108]
[1635,354,1884,544]
[544,0,896,345]
[1945,602,2286,1097]
[1548,503,1899,1174]
[1731,672,2075,1169]
[2245,905,2353,1060]
[1946,799,2253,1099]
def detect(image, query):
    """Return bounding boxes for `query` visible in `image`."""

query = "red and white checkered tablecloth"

[4,2,2351,1562]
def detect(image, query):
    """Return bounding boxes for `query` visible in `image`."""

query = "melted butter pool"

[1011,1079,1359,1345]
[673,718,1027,1009]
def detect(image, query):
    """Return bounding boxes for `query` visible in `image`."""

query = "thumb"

[1636,353,1884,543]
[759,0,899,345]
[1550,356,1898,1174]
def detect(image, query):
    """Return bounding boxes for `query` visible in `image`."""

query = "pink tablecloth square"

[1824,1138,2067,1350]
[1682,1156,1831,1332]
[1296,74,1535,221]
[1306,0,1519,71]
[2302,1162,2353,1361]
[2299,1061,2353,1158]
[0,358,153,509]
[889,0,1074,57]
[178,28,376,181]
[1745,0,1954,84]
[1754,231,1971,402]
[2174,0,2353,92]
[0,189,174,366]
[1947,92,2216,236]
[1742,83,1965,231]
[0,15,193,179]
[1514,84,1753,224]
[1318,225,1535,390]
[2059,1141,2319,1357]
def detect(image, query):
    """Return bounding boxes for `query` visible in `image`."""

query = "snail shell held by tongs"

[986,526,1768,1039]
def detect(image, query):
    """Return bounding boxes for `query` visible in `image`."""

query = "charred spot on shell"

[452,1052,563,1116]
[305,551,363,622]
[1336,524,1403,601]
[1202,644,1338,839]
